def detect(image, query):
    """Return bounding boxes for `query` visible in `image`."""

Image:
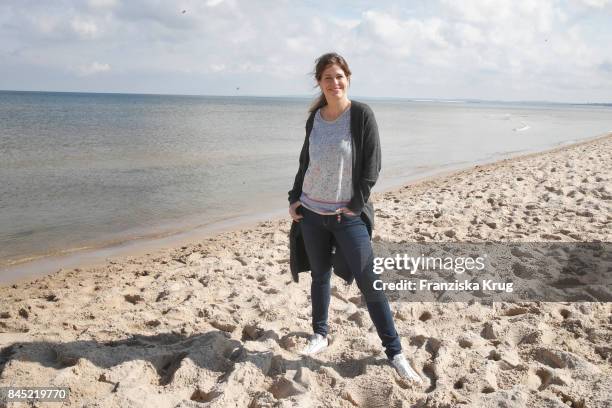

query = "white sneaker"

[300,333,328,356]
[391,354,423,383]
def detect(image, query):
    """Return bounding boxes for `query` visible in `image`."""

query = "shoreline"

[1,131,610,287]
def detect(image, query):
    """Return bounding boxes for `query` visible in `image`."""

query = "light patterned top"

[299,106,353,215]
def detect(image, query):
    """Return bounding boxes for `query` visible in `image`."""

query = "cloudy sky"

[1,0,611,102]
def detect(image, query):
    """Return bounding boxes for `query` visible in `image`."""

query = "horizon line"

[1,89,610,106]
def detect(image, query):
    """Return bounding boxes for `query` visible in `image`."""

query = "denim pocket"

[300,205,316,221]
[341,211,362,221]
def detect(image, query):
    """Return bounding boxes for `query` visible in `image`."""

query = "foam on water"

[513,122,531,132]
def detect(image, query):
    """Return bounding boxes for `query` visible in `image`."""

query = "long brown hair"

[308,52,352,113]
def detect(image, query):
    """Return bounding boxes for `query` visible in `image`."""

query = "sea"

[1,90,610,282]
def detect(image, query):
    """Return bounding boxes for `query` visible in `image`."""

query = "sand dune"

[1,134,611,407]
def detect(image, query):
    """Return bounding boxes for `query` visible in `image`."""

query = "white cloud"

[441,0,513,23]
[206,0,226,7]
[453,23,484,46]
[357,11,449,59]
[75,61,111,76]
[578,0,612,8]
[31,14,62,35]
[208,63,226,72]
[329,17,360,30]
[88,0,118,9]
[286,36,316,54]
[71,18,99,38]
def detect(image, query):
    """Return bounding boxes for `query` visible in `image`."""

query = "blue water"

[0,90,610,271]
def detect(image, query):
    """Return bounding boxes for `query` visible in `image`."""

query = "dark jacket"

[288,100,381,284]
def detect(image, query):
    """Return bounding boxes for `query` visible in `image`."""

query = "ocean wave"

[513,122,530,132]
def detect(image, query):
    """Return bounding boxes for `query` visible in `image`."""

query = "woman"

[288,52,422,383]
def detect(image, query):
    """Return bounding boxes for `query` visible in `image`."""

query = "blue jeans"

[299,206,402,359]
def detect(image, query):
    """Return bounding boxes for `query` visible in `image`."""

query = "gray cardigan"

[287,100,381,216]
[287,100,381,284]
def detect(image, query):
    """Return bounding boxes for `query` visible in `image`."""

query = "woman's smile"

[319,64,349,100]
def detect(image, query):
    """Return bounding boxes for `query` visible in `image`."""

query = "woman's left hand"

[336,207,357,216]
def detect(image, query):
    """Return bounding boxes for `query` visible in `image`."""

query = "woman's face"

[318,64,349,103]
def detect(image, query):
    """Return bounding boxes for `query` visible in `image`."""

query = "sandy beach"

[1,133,610,407]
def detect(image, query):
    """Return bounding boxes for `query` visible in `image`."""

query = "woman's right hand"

[289,201,303,222]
